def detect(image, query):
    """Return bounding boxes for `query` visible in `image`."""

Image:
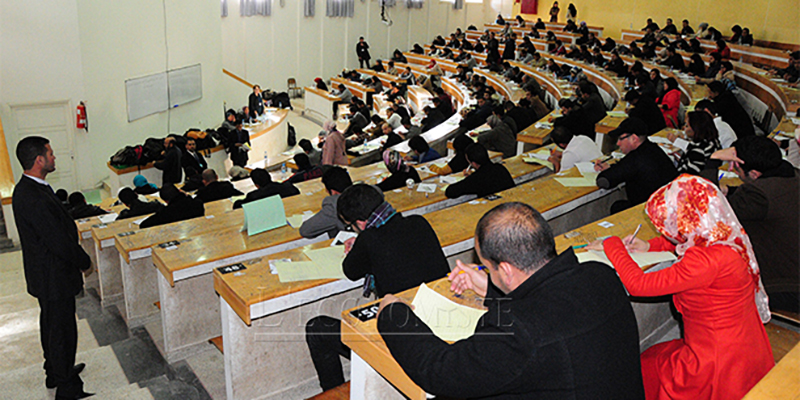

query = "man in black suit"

[181,138,207,192]
[12,136,93,399]
[248,84,265,120]
[138,184,204,229]
[153,137,182,185]
[233,168,299,209]
[445,144,516,199]
[194,169,243,203]
[227,119,251,168]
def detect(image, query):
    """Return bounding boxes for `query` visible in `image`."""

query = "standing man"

[227,118,251,168]
[356,37,371,69]
[154,137,182,185]
[248,85,265,120]
[13,136,93,399]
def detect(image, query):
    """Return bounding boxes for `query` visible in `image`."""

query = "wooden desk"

[742,341,800,399]
[305,86,340,124]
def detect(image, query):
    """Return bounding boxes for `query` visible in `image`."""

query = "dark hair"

[734,136,783,173]
[160,184,181,203]
[550,126,573,146]
[720,61,734,71]
[68,192,86,207]
[686,111,718,142]
[294,153,311,170]
[577,81,596,95]
[371,114,385,124]
[408,136,430,153]
[624,90,641,102]
[452,135,473,154]
[663,77,679,92]
[299,138,313,152]
[337,184,385,223]
[465,143,490,166]
[707,80,725,95]
[55,188,68,202]
[558,98,575,109]
[475,202,556,272]
[693,99,717,115]
[492,106,505,116]
[250,168,272,187]
[15,136,50,170]
[118,188,137,205]
[322,166,352,193]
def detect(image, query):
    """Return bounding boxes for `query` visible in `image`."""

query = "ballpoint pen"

[626,224,642,246]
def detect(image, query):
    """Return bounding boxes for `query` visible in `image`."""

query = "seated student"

[116,187,163,221]
[660,17,678,35]
[477,107,517,159]
[548,126,602,172]
[398,67,416,85]
[624,90,666,135]
[313,77,328,91]
[713,136,799,313]
[694,100,736,148]
[656,78,682,128]
[391,49,407,64]
[377,202,644,400]
[553,99,595,138]
[400,118,421,139]
[305,184,450,391]
[377,150,421,192]
[659,46,685,71]
[504,100,533,133]
[180,138,207,192]
[684,53,706,76]
[67,192,107,219]
[194,169,243,203]
[330,84,353,118]
[285,153,323,184]
[299,167,352,239]
[342,104,369,138]
[385,107,402,130]
[139,184,205,229]
[430,134,473,176]
[671,111,721,177]
[446,144,515,199]
[594,118,678,214]
[605,51,627,76]
[681,19,694,35]
[577,81,607,125]
[456,97,493,135]
[406,136,441,164]
[385,61,398,76]
[55,188,69,208]
[380,124,403,152]
[298,138,322,166]
[233,168,299,209]
[707,81,755,139]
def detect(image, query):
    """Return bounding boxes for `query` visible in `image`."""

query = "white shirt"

[714,116,737,149]
[561,135,602,171]
[386,113,402,129]
[23,173,51,189]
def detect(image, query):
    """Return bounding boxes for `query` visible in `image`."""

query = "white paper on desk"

[440,175,464,185]
[575,162,596,175]
[648,136,673,145]
[268,258,292,275]
[332,231,358,246]
[522,155,554,170]
[411,283,487,342]
[534,122,553,129]
[790,117,800,126]
[672,138,690,152]
[132,217,147,226]
[417,166,433,175]
[576,250,677,269]
[97,214,119,224]
[608,111,627,118]
[416,183,438,193]
[719,170,738,179]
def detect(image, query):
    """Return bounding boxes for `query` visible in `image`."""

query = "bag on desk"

[287,123,297,147]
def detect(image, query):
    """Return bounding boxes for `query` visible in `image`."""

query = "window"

[326,0,355,17]
[221,0,228,17]
[240,0,272,16]
[304,0,315,16]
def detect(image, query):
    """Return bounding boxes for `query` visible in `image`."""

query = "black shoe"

[55,391,94,400]
[46,363,86,389]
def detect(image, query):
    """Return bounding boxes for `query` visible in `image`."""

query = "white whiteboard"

[125,72,168,122]
[168,64,202,108]
[125,63,203,122]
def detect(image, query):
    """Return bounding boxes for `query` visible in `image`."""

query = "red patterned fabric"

[520,0,537,14]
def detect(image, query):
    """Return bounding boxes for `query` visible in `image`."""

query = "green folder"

[241,195,287,236]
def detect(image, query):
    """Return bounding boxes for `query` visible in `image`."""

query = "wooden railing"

[223,68,254,88]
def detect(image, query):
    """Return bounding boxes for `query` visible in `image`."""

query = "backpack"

[142,138,165,162]
[109,145,144,167]
[287,123,297,147]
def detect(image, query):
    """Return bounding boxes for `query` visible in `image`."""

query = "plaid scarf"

[365,201,397,230]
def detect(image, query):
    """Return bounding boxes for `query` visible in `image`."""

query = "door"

[9,101,77,192]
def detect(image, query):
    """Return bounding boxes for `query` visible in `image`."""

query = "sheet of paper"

[304,246,346,276]
[97,213,119,224]
[286,214,305,228]
[790,117,800,126]
[672,137,690,152]
[580,171,599,182]
[241,195,286,236]
[332,231,357,246]
[132,217,146,226]
[576,250,677,268]
[648,136,673,145]
[575,162,596,174]
[411,283,487,342]
[597,221,614,228]
[522,156,554,170]
[274,248,347,282]
[440,175,464,185]
[554,177,596,187]
[608,110,627,118]
[416,183,438,193]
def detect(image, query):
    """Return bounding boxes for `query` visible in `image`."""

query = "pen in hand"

[626,224,642,246]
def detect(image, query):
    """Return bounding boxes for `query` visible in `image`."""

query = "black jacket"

[117,200,164,221]
[377,168,421,192]
[68,204,107,220]
[597,139,678,206]
[344,214,449,297]
[195,181,243,203]
[553,109,596,138]
[379,248,644,400]
[182,150,208,178]
[154,146,182,185]
[628,99,667,135]
[248,92,264,118]
[13,175,91,300]
[445,162,515,199]
[714,92,756,139]
[233,182,300,209]
[579,93,608,125]
[139,194,204,229]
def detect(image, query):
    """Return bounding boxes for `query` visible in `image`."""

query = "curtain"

[304,0,315,16]
[240,0,272,16]
[221,0,228,17]
[327,0,355,17]
[520,0,537,14]
[405,0,423,8]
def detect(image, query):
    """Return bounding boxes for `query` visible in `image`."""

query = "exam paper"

[287,214,305,228]
[554,177,597,187]
[97,214,119,224]
[274,247,347,282]
[672,138,690,152]
[576,250,677,268]
[411,283,487,342]
[417,183,438,193]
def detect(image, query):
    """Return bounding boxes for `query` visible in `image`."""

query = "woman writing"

[589,174,773,400]
[377,150,421,191]
[672,111,721,175]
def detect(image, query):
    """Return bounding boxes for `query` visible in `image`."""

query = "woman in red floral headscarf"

[591,174,773,400]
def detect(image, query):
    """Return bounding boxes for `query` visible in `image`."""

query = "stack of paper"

[274,246,347,282]
[576,250,677,268]
[411,283,487,342]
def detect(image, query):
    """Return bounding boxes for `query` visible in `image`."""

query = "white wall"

[1,0,224,192]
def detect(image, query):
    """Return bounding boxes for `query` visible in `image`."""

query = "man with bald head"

[154,137,182,185]
[377,202,644,399]
[194,169,243,203]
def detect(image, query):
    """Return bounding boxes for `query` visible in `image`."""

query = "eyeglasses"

[617,133,633,142]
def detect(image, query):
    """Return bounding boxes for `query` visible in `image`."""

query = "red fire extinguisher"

[76,101,88,131]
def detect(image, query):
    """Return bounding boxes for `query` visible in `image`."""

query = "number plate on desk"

[157,240,180,249]
[217,263,246,274]
[118,231,136,237]
[349,304,380,322]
